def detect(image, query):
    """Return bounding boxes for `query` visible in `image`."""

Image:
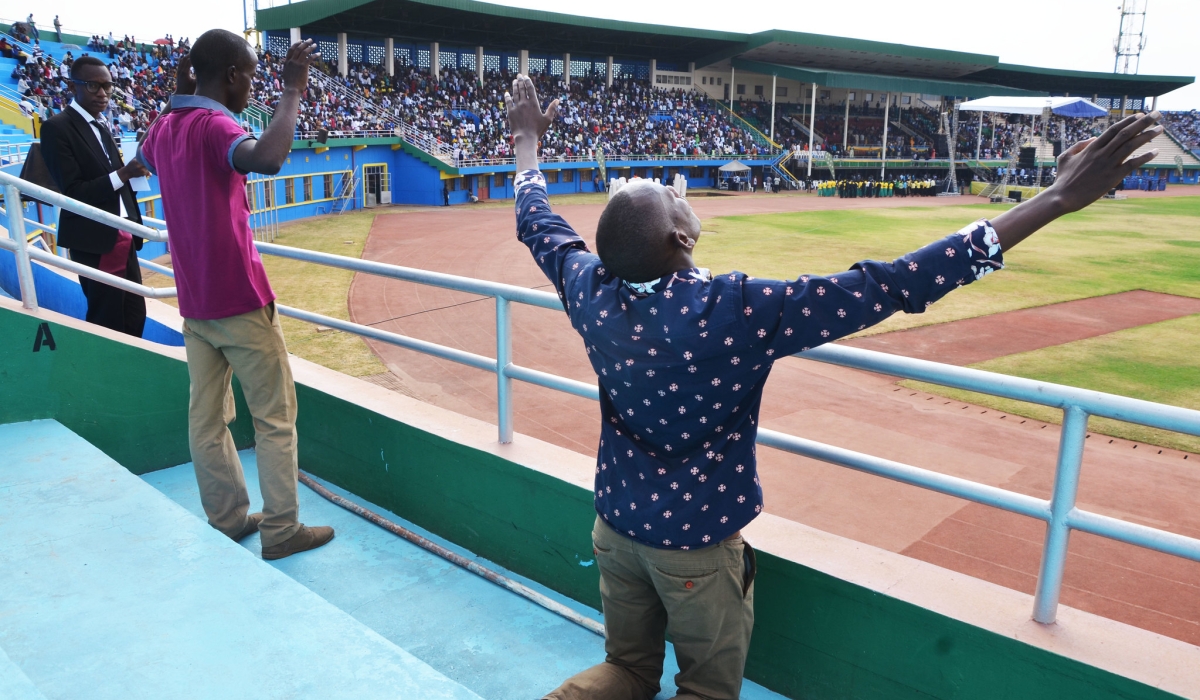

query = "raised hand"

[505,74,559,144]
[174,54,196,96]
[281,39,319,94]
[1053,111,1162,213]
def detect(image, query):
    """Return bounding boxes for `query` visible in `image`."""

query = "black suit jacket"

[39,107,143,255]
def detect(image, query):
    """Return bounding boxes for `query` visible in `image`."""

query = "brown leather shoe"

[261,525,335,560]
[231,512,264,541]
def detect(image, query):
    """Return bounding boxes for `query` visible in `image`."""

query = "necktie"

[94,119,124,171]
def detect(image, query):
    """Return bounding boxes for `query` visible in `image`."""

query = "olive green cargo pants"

[545,516,757,700]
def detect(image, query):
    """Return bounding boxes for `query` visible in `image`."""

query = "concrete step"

[147,452,789,700]
[0,419,484,700]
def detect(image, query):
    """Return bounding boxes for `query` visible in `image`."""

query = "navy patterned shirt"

[514,170,1004,549]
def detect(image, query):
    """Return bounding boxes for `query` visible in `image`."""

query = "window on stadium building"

[284,178,295,205]
[545,170,559,184]
[716,77,722,85]
[865,93,874,102]
[303,177,313,202]
[690,167,706,179]
[806,89,813,98]
[262,181,274,209]
[494,173,506,187]
[902,95,912,105]
[754,85,763,96]
[323,174,334,199]
[245,183,256,211]
[820,90,830,100]
[777,86,788,97]
[736,84,745,95]
[562,169,574,182]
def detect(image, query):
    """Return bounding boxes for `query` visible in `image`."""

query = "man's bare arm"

[233,40,318,175]
[991,112,1162,251]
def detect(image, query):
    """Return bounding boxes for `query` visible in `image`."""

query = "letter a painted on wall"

[33,322,56,352]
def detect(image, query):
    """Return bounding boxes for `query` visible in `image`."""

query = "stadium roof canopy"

[255,0,1194,98]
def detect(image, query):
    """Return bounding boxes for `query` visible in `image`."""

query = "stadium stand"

[1162,110,1200,152]
[0,1,1195,210]
[256,54,769,162]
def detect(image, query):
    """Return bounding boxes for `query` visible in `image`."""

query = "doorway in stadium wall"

[363,164,392,207]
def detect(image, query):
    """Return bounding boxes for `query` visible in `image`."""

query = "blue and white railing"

[3,169,1199,626]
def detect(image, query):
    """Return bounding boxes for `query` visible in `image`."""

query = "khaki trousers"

[182,303,301,548]
[545,517,756,700]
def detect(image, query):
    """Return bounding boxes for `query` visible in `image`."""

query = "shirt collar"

[623,268,711,298]
[69,99,98,124]
[169,94,241,121]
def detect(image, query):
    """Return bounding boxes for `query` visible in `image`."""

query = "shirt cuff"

[958,218,1004,281]
[109,170,123,191]
[514,169,545,196]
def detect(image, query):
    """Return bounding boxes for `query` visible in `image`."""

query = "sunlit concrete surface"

[146,451,787,700]
[0,420,482,700]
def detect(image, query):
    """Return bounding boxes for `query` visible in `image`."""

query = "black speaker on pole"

[317,128,330,144]
[1018,147,1037,169]
[1052,140,1063,157]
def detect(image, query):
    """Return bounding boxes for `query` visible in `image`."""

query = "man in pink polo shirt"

[141,29,333,560]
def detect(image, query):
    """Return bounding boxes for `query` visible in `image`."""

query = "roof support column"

[729,66,735,109]
[563,52,571,84]
[688,62,695,89]
[842,93,850,154]
[431,42,439,79]
[337,32,347,78]
[881,91,890,178]
[975,109,983,160]
[769,74,776,143]
[519,49,529,76]
[384,38,394,77]
[807,82,817,176]
[650,59,657,88]
[1120,95,1127,119]
[476,46,484,85]
[606,56,613,87]
[1151,95,1157,111]
[289,27,301,45]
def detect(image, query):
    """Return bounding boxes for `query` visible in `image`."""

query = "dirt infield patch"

[841,290,1200,364]
[347,192,1200,645]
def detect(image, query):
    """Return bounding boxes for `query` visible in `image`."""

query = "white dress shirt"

[69,100,127,217]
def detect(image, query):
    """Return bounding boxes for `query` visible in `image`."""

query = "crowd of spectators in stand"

[253,54,767,161]
[7,26,189,138]
[1162,110,1200,150]
[11,22,1198,165]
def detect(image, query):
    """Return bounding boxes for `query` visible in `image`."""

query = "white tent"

[958,96,1107,118]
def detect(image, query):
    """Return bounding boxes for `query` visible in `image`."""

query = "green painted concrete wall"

[0,307,1182,700]
[0,310,254,473]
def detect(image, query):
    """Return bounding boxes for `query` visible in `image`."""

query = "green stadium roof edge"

[255,0,1194,98]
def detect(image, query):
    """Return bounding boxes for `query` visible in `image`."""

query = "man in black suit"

[40,56,151,337]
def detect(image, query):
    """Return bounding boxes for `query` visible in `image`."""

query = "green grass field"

[695,195,1200,335]
[143,210,386,378]
[694,194,1200,450]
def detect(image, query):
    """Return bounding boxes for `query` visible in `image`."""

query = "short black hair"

[595,188,674,283]
[70,56,106,80]
[190,29,254,83]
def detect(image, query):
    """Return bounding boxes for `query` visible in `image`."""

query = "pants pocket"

[741,541,757,599]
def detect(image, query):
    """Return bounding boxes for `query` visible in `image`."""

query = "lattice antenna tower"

[1113,0,1149,74]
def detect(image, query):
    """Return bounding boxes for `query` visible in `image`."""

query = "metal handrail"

[4,169,1200,627]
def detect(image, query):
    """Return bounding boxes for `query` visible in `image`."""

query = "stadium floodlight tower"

[1113,0,1149,75]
